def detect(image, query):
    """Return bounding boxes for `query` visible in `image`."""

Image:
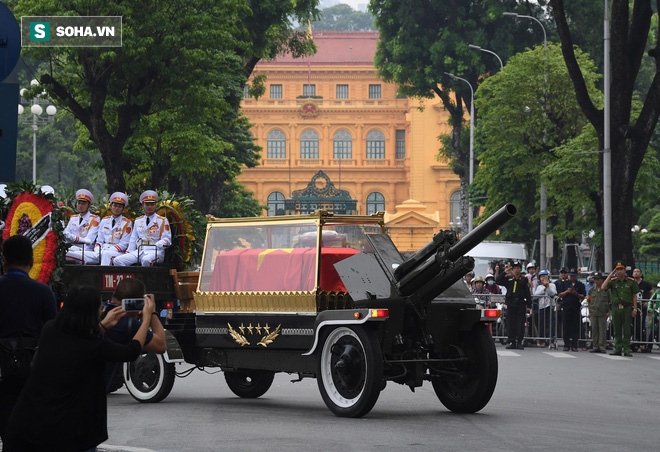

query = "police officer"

[587,272,610,353]
[497,261,530,349]
[63,189,100,265]
[95,192,133,265]
[602,261,638,356]
[556,268,586,351]
[113,191,171,267]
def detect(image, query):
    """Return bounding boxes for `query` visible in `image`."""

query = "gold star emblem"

[239,323,245,334]
[247,323,253,334]
[255,323,262,334]
[264,324,270,334]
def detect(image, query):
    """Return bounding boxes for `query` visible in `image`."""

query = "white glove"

[64,231,76,242]
[155,240,167,249]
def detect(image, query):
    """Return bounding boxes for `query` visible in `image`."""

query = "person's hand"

[141,294,156,321]
[102,306,127,329]
[632,308,638,317]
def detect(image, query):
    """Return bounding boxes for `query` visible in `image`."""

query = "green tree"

[11,63,105,193]
[474,44,601,243]
[549,0,660,266]
[640,211,660,256]
[11,0,319,216]
[369,0,545,226]
[312,3,375,31]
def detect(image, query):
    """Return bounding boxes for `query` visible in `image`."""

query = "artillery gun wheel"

[224,369,275,398]
[317,326,383,418]
[431,323,497,413]
[124,352,176,403]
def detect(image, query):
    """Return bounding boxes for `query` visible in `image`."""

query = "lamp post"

[444,72,474,233]
[603,0,612,272]
[468,44,504,70]
[503,11,548,271]
[17,79,57,184]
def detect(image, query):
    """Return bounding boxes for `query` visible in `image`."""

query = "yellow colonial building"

[238,31,461,251]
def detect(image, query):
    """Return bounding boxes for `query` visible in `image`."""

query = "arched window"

[267,130,286,159]
[333,129,352,159]
[300,129,319,159]
[366,130,385,159]
[450,191,461,226]
[267,192,286,216]
[366,192,385,215]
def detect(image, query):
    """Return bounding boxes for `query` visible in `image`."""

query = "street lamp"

[503,11,548,271]
[468,44,504,70]
[444,72,474,233]
[18,79,57,184]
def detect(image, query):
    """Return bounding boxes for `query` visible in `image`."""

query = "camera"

[122,298,146,311]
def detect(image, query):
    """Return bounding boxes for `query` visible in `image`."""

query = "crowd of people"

[64,188,171,267]
[467,261,660,355]
[0,234,166,451]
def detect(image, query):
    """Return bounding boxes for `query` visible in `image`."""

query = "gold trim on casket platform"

[194,291,317,313]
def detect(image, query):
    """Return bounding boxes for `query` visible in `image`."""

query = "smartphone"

[122,298,146,311]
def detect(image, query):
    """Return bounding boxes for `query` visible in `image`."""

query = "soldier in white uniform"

[63,189,100,265]
[95,192,133,265]
[113,190,171,267]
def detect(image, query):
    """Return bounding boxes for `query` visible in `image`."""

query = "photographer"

[103,278,166,390]
[4,286,154,451]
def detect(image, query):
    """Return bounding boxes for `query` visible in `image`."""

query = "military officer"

[63,189,100,265]
[95,192,133,265]
[602,261,638,356]
[113,190,171,267]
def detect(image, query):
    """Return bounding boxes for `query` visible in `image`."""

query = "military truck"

[147,204,517,417]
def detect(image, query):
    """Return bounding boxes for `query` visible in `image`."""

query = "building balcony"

[295,159,323,166]
[262,158,288,166]
[330,159,357,166]
[365,159,390,166]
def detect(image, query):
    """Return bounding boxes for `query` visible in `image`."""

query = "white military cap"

[109,192,128,205]
[139,190,158,203]
[76,188,94,203]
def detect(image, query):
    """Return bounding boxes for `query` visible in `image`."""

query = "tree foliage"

[10,0,319,216]
[474,44,601,243]
[549,0,660,267]
[312,3,375,31]
[369,0,547,226]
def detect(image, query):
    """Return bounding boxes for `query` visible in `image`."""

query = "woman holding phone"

[3,286,155,452]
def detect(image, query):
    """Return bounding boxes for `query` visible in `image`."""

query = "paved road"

[102,345,659,451]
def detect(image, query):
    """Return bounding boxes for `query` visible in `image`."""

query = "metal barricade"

[477,291,660,351]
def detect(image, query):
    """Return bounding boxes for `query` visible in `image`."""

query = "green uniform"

[609,278,638,354]
[588,287,610,351]
[648,290,660,343]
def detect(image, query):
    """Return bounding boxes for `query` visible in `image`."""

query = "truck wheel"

[432,323,497,413]
[224,369,275,398]
[124,352,175,403]
[317,325,383,418]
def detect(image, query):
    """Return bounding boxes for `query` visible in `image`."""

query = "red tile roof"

[263,31,378,65]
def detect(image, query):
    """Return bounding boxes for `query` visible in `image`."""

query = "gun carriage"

[155,203,517,417]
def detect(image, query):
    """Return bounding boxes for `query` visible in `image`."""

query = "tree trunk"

[96,137,126,193]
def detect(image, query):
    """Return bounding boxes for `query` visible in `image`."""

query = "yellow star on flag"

[257,248,294,270]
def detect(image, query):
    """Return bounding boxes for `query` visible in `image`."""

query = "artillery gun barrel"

[444,203,517,262]
[396,204,516,298]
[393,230,454,281]
[409,256,475,305]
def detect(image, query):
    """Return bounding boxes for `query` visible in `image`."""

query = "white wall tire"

[317,325,383,417]
[123,352,175,403]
